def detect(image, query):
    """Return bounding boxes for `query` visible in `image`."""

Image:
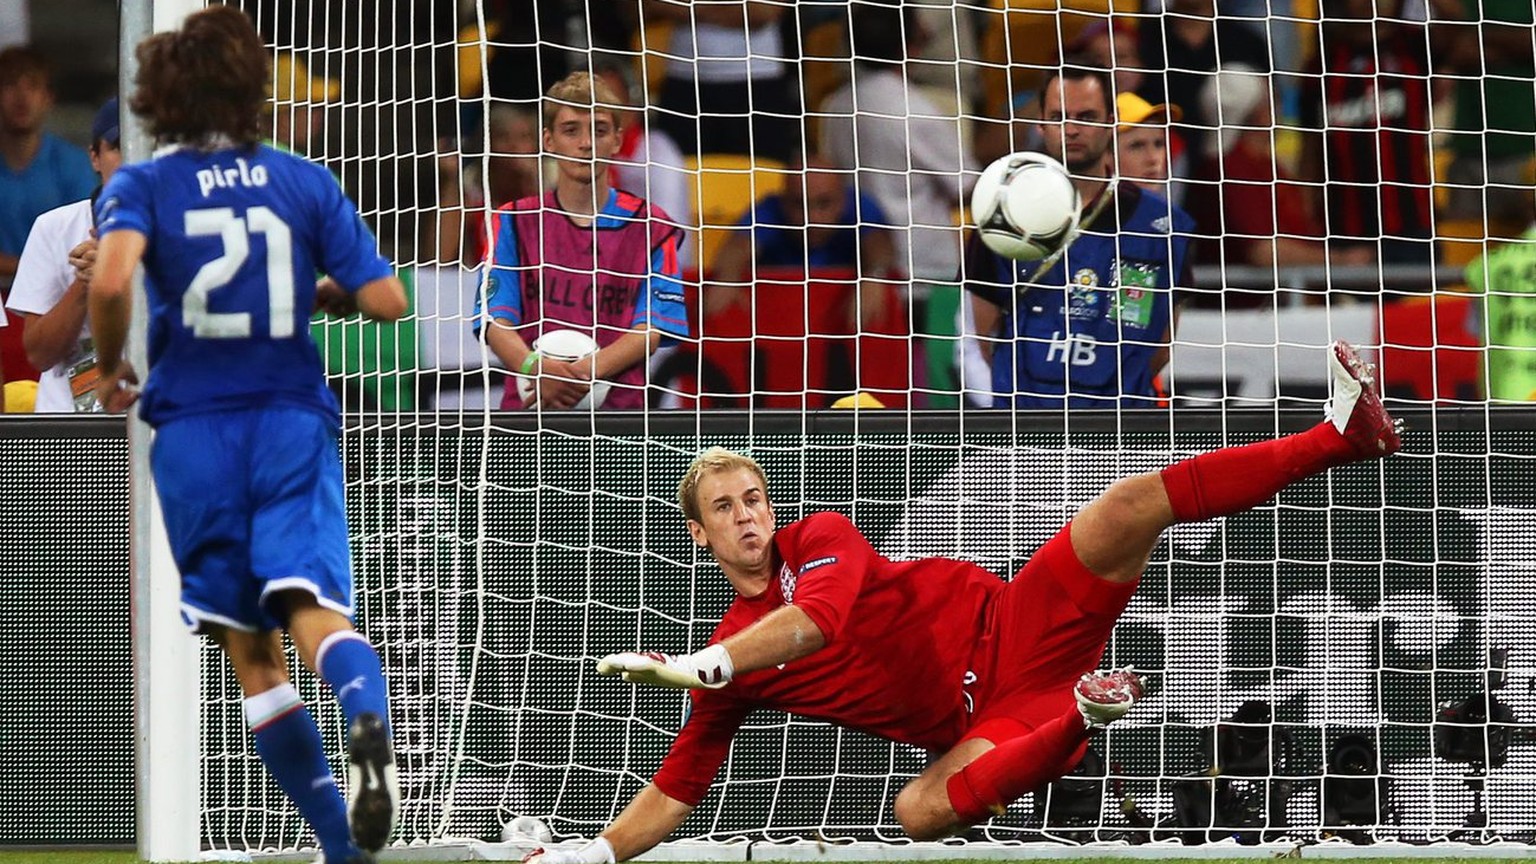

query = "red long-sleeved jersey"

[652,512,1004,806]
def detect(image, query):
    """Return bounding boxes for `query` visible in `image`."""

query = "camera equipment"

[1322,732,1387,844]
[1032,744,1111,843]
[1152,700,1295,845]
[1434,692,1513,769]
[1434,691,1516,842]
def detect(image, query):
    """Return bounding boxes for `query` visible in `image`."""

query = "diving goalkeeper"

[529,341,1401,863]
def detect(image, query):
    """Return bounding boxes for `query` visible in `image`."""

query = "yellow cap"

[831,392,886,409]
[270,52,340,105]
[4,379,38,413]
[1117,92,1181,129]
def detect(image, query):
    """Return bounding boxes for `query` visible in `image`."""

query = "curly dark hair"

[130,5,268,147]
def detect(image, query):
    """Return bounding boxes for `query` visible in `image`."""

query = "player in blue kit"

[86,8,405,862]
[967,63,1197,409]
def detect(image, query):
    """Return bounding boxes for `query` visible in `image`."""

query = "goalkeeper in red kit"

[525,341,1402,864]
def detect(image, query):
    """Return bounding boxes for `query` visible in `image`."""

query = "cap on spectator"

[1116,92,1180,129]
[831,392,887,409]
[4,380,37,414]
[1199,64,1266,129]
[91,96,120,147]
[270,51,340,105]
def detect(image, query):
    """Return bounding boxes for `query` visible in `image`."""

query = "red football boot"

[1327,340,1403,459]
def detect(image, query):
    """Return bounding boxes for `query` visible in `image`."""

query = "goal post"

[129,0,204,862]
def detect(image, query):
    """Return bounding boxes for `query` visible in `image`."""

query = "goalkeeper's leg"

[222,628,370,864]
[1072,340,1401,584]
[895,671,1146,838]
[892,341,1401,839]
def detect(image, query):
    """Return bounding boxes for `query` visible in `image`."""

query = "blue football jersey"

[95,144,393,427]
[965,183,1196,409]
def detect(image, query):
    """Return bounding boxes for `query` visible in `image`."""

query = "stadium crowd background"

[0,0,1530,411]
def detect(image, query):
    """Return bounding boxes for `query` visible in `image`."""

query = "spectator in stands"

[709,153,897,327]
[440,104,543,266]
[0,46,95,383]
[268,51,338,157]
[1299,0,1438,269]
[475,71,688,410]
[818,2,976,288]
[1112,92,1180,201]
[965,62,1197,409]
[1074,19,1145,97]
[1137,0,1270,168]
[595,62,693,242]
[484,104,543,207]
[481,0,575,103]
[1186,66,1373,302]
[974,0,1141,164]
[1464,189,1536,401]
[5,97,120,412]
[817,2,978,405]
[1443,0,1534,233]
[643,0,798,161]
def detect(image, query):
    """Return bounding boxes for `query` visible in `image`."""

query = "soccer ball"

[516,329,611,409]
[501,815,554,844]
[970,151,1082,262]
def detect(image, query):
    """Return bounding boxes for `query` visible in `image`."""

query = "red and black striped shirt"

[1302,26,1434,242]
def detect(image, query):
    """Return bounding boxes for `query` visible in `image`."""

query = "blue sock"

[316,631,392,734]
[246,684,359,861]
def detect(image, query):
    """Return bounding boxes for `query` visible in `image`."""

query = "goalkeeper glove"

[523,838,614,864]
[596,644,733,689]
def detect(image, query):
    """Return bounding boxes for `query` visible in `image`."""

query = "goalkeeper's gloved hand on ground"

[595,644,733,689]
[523,838,614,864]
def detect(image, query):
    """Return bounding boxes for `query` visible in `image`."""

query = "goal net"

[133,0,1536,858]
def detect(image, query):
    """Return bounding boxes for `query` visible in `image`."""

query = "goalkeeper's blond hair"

[678,447,768,524]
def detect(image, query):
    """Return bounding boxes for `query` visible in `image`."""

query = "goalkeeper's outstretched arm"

[527,784,691,864]
[598,605,826,689]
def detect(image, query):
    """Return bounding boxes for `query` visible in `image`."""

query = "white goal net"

[131,0,1536,858]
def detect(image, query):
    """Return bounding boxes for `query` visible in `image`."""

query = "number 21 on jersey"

[183,205,296,339]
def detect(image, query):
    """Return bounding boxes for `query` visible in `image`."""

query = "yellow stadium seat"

[686,154,787,271]
[632,21,675,104]
[978,0,1139,118]
[802,19,851,144]
[1294,0,1320,73]
[1432,145,1454,211]
[1439,217,1529,268]
[456,21,499,99]
[1438,218,1492,268]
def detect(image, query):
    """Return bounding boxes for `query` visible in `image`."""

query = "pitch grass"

[0,853,138,864]
[6,855,1536,864]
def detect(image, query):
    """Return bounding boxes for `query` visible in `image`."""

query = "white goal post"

[125,0,1536,862]
[127,1,204,862]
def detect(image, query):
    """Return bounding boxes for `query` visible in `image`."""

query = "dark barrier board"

[2,409,1530,848]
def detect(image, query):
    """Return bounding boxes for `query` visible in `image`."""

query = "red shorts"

[961,522,1139,748]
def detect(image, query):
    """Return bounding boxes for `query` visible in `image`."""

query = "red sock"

[945,708,1089,825]
[1160,421,1356,523]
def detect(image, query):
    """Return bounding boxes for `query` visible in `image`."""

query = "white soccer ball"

[516,328,611,409]
[501,815,554,844]
[970,151,1082,262]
